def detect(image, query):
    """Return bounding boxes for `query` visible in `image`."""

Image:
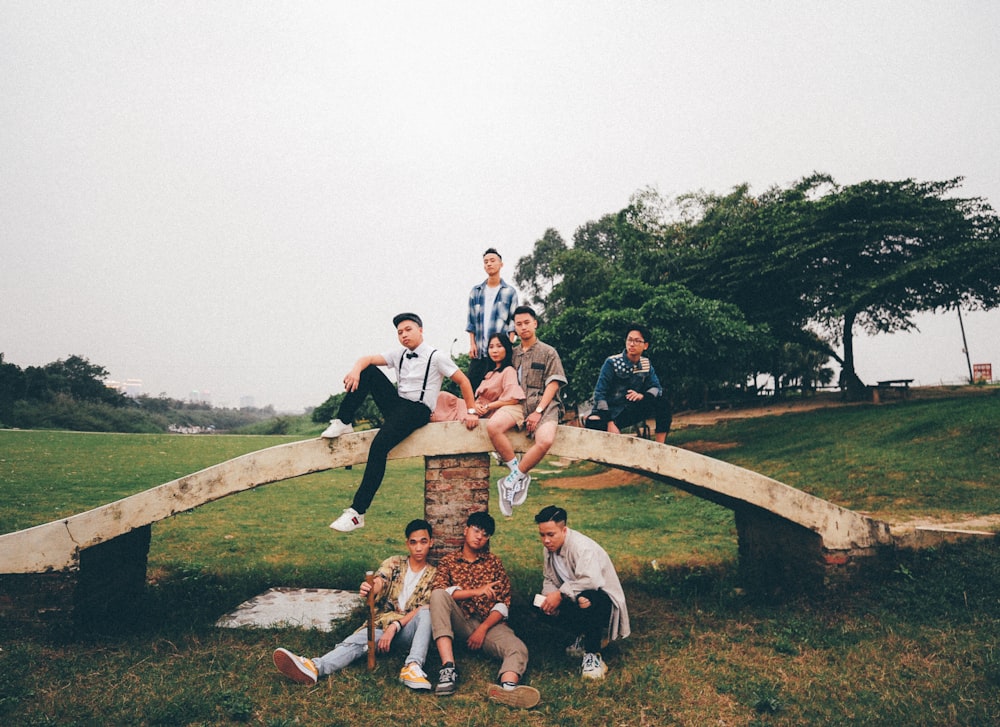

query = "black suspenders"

[398,349,437,403]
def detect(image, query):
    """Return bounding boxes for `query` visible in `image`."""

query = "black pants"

[336,365,431,514]
[467,355,493,393]
[543,588,614,654]
[585,395,672,436]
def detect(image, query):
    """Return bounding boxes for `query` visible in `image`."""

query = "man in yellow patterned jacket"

[272,519,437,689]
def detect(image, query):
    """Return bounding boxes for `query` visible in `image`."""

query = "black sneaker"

[435,663,458,696]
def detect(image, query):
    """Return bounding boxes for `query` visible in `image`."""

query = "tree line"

[0,353,276,433]
[513,174,1000,407]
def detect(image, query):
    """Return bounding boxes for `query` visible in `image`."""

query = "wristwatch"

[535,405,544,414]
[467,408,477,415]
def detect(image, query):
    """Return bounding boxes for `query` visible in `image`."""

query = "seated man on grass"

[272,519,437,690]
[533,505,630,680]
[430,511,539,709]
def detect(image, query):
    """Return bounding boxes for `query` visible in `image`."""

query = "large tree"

[797,176,1000,397]
[669,175,1000,399]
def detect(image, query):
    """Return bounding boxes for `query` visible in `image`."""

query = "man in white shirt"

[324,313,478,532]
[534,505,630,680]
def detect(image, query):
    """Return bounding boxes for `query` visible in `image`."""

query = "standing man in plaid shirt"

[466,248,519,391]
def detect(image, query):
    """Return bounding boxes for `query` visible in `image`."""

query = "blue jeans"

[312,607,432,677]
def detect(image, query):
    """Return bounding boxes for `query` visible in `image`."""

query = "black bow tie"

[406,352,419,359]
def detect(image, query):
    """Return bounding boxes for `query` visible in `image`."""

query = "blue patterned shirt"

[466,278,518,359]
[593,350,663,418]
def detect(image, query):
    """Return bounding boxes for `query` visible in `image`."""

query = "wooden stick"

[365,571,376,671]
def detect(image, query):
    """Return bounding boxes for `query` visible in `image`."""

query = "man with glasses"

[585,323,671,443]
[429,511,539,709]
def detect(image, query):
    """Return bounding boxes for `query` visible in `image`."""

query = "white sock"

[505,458,518,472]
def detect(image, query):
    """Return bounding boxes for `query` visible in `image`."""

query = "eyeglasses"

[625,337,646,345]
[469,525,491,537]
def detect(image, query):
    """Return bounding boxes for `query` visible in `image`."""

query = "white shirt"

[381,341,459,412]
[398,563,426,610]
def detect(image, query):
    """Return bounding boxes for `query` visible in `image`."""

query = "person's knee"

[430,589,450,610]
[534,422,557,449]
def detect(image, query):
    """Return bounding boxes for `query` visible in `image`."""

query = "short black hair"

[625,323,651,345]
[513,305,537,321]
[392,312,423,328]
[534,505,568,525]
[466,510,495,536]
[405,518,433,538]
[483,247,502,260]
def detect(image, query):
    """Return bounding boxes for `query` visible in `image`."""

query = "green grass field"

[1,389,999,725]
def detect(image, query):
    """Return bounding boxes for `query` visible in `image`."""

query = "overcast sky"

[2,2,998,412]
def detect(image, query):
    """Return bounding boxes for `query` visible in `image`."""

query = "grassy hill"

[1,388,998,725]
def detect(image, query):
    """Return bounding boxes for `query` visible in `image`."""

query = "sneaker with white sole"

[565,635,585,658]
[581,652,608,680]
[321,419,354,438]
[399,662,431,690]
[330,507,365,532]
[435,663,458,695]
[496,474,514,517]
[510,472,531,507]
[486,683,541,709]
[272,648,318,685]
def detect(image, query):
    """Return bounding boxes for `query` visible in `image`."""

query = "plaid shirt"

[466,278,518,359]
[431,548,512,622]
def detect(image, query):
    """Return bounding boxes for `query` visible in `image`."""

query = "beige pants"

[429,589,529,678]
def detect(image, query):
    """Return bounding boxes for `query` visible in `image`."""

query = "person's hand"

[466,625,488,650]
[359,580,372,597]
[377,623,397,652]
[525,411,541,434]
[541,590,562,616]
[577,596,592,609]
[463,412,479,430]
[343,369,361,393]
[478,580,502,600]
[475,402,490,416]
[469,342,479,359]
[625,389,644,402]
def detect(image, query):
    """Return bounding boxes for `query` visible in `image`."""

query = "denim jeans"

[312,607,432,677]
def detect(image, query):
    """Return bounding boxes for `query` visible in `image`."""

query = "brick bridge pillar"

[424,453,491,563]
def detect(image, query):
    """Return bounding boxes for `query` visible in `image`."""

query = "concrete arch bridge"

[1,423,897,623]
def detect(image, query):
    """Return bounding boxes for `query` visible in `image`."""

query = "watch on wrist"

[467,408,477,415]
[535,406,544,414]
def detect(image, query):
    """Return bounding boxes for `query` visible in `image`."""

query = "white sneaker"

[321,419,353,438]
[510,472,531,507]
[330,507,365,532]
[581,652,608,680]
[496,474,514,517]
[565,635,585,658]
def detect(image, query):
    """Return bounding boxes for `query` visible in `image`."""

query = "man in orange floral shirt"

[429,511,539,709]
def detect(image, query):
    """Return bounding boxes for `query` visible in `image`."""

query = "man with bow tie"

[323,312,478,533]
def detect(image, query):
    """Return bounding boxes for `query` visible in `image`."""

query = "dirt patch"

[544,469,649,490]
[681,440,740,453]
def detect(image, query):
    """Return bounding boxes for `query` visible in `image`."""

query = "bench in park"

[873,378,914,402]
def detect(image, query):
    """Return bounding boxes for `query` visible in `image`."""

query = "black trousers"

[543,588,614,654]
[467,355,493,393]
[336,365,431,514]
[585,395,672,436]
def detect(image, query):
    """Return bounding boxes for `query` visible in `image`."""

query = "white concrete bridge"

[1,423,904,625]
